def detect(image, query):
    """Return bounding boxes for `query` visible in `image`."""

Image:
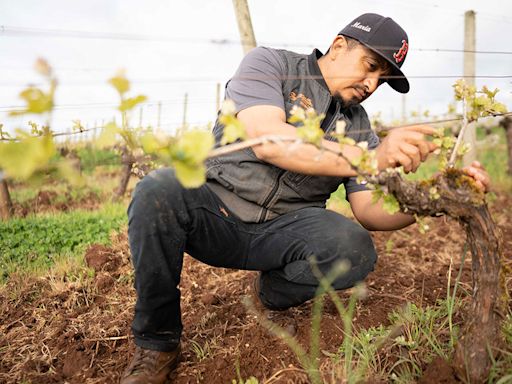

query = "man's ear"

[329,35,348,59]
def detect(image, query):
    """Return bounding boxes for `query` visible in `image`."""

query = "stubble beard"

[332,92,360,109]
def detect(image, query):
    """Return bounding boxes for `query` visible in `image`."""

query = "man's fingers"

[403,125,437,136]
[463,165,491,192]
[399,129,439,154]
[400,142,421,171]
[393,152,413,173]
[415,141,431,161]
[471,160,483,169]
[428,141,438,152]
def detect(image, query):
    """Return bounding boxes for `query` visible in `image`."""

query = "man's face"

[328,43,389,108]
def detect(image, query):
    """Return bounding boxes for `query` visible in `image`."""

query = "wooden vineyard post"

[0,178,13,221]
[232,0,257,54]
[462,10,476,167]
[499,116,512,175]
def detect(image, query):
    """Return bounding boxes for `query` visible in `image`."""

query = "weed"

[385,238,394,254]
[75,146,120,174]
[0,203,126,282]
[189,339,213,361]
[232,361,259,384]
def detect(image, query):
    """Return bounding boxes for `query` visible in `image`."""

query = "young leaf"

[219,115,246,145]
[297,124,323,147]
[173,130,214,164]
[119,95,148,112]
[0,135,55,179]
[382,194,400,215]
[34,58,52,77]
[173,161,206,188]
[108,72,130,95]
[9,87,53,116]
[97,122,122,148]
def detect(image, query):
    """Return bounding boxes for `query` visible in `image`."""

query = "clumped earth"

[0,194,511,383]
[13,190,103,217]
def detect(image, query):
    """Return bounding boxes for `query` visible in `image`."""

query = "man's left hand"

[462,161,491,193]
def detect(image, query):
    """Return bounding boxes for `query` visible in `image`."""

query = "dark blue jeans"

[127,168,377,352]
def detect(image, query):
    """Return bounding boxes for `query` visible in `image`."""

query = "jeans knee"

[128,168,185,223]
[326,225,377,289]
[351,225,377,268]
[134,168,180,198]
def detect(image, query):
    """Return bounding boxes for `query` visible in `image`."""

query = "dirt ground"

[0,193,511,384]
[13,190,103,217]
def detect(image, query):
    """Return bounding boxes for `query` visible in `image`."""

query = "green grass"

[0,203,127,282]
[75,145,120,174]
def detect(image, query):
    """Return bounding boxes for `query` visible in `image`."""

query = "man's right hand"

[375,125,438,173]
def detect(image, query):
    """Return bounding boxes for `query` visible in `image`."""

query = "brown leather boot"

[120,344,180,384]
[250,274,297,336]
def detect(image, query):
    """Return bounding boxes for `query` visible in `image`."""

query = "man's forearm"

[349,190,416,231]
[256,134,363,177]
[237,105,366,178]
[360,209,415,231]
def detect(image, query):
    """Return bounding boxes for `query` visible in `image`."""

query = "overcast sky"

[1,0,511,137]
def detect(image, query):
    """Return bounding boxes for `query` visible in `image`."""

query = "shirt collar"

[308,49,330,92]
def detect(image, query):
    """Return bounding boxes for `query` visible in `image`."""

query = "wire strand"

[2,112,511,142]
[2,25,512,55]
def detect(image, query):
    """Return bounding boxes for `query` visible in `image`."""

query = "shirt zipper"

[257,169,286,222]
[256,96,336,223]
[321,97,340,134]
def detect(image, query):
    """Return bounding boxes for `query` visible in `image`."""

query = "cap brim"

[386,65,410,93]
[361,43,410,94]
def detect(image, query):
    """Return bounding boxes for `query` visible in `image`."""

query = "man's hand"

[463,161,491,192]
[376,126,438,173]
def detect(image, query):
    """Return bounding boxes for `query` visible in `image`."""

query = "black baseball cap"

[338,13,410,93]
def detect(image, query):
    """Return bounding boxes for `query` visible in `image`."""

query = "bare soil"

[13,189,103,217]
[0,193,511,384]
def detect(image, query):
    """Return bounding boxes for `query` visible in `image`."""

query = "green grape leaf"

[0,135,55,179]
[108,73,130,95]
[169,130,214,187]
[372,186,385,204]
[173,161,206,188]
[382,194,400,214]
[338,136,356,146]
[288,114,304,124]
[481,86,499,99]
[140,132,162,154]
[97,122,121,148]
[288,105,306,122]
[219,115,246,145]
[119,95,148,112]
[173,130,214,164]
[490,102,507,114]
[297,125,323,147]
[9,87,53,116]
[473,96,491,110]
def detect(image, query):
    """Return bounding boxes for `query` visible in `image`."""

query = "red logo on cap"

[393,40,408,63]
